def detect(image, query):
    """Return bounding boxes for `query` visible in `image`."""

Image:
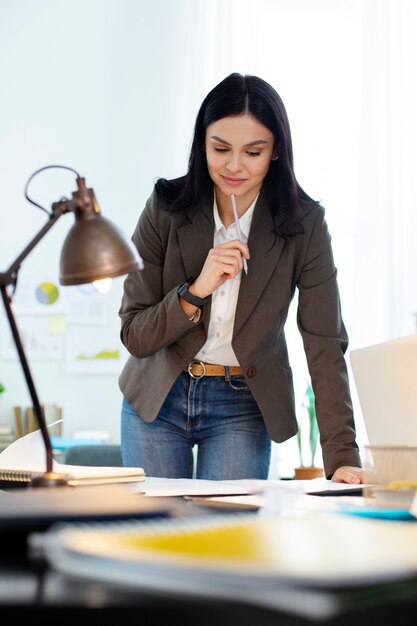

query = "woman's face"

[205,113,275,210]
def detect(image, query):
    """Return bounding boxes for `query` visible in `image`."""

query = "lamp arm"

[1,201,70,286]
[0,286,54,472]
[0,200,71,475]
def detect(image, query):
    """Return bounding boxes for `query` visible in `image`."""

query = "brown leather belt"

[186,360,244,379]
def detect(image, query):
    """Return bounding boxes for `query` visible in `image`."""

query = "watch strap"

[178,281,208,307]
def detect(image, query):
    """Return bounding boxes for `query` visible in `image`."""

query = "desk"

[1,479,417,623]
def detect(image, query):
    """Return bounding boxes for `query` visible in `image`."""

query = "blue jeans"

[121,372,271,480]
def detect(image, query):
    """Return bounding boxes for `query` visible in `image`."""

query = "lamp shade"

[59,178,143,285]
[60,213,142,285]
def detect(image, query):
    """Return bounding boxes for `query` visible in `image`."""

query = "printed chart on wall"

[0,273,66,360]
[0,273,113,365]
[65,327,126,374]
[11,273,66,315]
[1,315,65,361]
[65,283,109,326]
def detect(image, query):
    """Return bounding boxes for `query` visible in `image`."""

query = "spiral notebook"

[0,462,145,487]
[0,428,144,488]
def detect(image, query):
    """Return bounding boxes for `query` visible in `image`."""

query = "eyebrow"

[209,135,269,147]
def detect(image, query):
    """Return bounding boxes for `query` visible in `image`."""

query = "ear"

[271,142,281,161]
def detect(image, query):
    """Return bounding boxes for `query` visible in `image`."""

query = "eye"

[246,151,261,157]
[213,146,228,153]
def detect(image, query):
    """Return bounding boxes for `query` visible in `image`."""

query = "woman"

[119,73,363,483]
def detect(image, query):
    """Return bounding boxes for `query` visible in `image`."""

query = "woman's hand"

[190,240,250,299]
[331,466,364,484]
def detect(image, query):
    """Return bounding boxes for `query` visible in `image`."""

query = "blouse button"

[247,367,257,378]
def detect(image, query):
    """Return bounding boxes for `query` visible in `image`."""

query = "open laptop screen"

[349,334,417,446]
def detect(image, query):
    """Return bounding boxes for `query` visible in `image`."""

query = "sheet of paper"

[128,476,366,499]
[182,493,366,514]
[132,477,254,497]
[185,494,265,510]
[222,477,364,493]
[0,428,49,466]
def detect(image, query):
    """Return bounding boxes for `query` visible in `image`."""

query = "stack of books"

[14,403,63,438]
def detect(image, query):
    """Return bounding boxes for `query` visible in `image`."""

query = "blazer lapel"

[176,198,215,330]
[176,198,214,280]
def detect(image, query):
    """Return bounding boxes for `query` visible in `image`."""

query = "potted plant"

[294,382,324,479]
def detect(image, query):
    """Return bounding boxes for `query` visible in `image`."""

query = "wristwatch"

[178,281,208,307]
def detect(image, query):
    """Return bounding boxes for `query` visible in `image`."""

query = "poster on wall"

[11,273,66,315]
[0,315,65,360]
[64,283,109,325]
[65,327,127,374]
[1,272,116,366]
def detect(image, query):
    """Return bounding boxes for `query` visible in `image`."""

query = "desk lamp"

[0,165,143,487]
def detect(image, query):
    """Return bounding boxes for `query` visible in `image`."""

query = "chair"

[63,444,123,467]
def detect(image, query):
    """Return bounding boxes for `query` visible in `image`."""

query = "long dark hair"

[156,73,319,236]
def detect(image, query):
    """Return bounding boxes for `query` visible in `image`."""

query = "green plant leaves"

[297,382,319,467]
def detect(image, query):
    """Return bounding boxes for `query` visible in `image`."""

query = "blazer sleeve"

[296,207,361,476]
[119,189,201,359]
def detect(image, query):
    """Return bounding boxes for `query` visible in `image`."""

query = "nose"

[225,152,243,173]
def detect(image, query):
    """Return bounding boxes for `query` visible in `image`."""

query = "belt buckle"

[187,360,206,379]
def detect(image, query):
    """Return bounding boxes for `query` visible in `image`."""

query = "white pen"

[230,194,248,275]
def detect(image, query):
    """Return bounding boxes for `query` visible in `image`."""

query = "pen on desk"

[230,194,248,275]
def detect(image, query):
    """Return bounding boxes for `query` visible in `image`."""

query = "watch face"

[179,282,189,296]
[178,282,206,306]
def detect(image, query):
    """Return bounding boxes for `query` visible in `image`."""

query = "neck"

[215,190,256,227]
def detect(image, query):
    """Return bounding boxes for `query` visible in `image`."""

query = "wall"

[0,0,366,474]
[0,0,194,440]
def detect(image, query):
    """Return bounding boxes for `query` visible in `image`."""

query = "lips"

[221,175,246,186]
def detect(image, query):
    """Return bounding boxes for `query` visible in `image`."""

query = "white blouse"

[194,194,257,366]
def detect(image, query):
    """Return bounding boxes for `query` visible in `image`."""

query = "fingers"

[208,242,248,278]
[220,239,250,261]
[331,466,364,484]
[192,240,250,297]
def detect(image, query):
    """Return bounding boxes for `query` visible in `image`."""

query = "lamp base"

[30,471,69,488]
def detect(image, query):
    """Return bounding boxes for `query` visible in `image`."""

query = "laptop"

[349,334,417,445]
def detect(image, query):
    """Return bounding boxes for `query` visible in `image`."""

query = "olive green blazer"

[119,183,361,478]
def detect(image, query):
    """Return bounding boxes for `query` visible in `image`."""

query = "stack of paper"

[41,509,417,617]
